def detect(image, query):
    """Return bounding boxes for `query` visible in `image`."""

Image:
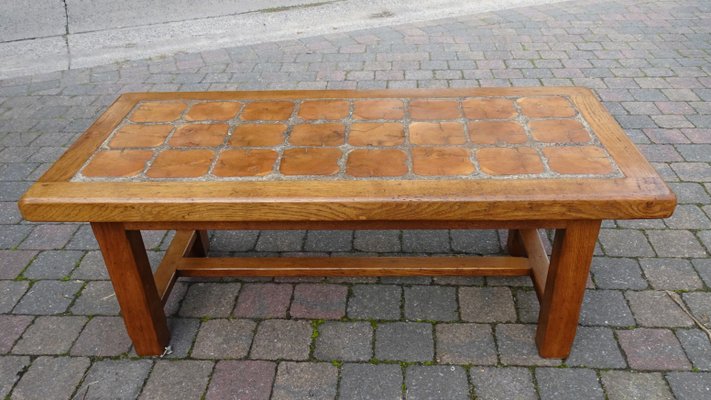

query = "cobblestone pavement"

[1,0,710,398]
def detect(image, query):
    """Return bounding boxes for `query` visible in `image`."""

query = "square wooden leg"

[91,222,170,356]
[535,220,601,358]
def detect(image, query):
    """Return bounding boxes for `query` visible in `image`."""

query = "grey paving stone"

[566,326,627,368]
[536,368,604,400]
[666,372,711,400]
[677,329,711,371]
[353,230,401,252]
[314,321,372,361]
[13,280,83,315]
[590,257,648,290]
[470,367,537,400]
[347,284,401,320]
[0,315,32,354]
[618,328,691,370]
[401,230,450,253]
[598,229,655,257]
[404,285,457,321]
[12,356,90,400]
[71,316,131,356]
[683,292,711,325]
[0,250,36,279]
[496,324,560,367]
[162,317,200,358]
[405,365,469,400]
[290,283,347,319]
[210,230,259,252]
[435,323,497,365]
[646,230,707,258]
[206,360,276,400]
[272,362,337,400]
[514,289,539,323]
[70,280,119,315]
[664,205,711,229]
[380,276,431,285]
[63,224,99,250]
[191,319,256,359]
[580,290,635,327]
[18,224,78,250]
[75,360,152,400]
[339,364,402,400]
[250,319,312,361]
[693,258,711,288]
[0,202,22,224]
[0,355,30,398]
[640,258,704,290]
[304,230,353,252]
[12,315,85,355]
[0,280,29,313]
[255,230,305,252]
[139,360,213,400]
[450,230,502,254]
[233,283,293,319]
[459,287,517,323]
[374,322,433,362]
[22,250,82,279]
[178,282,241,317]
[601,371,673,400]
[626,290,694,327]
[668,183,711,204]
[71,250,108,280]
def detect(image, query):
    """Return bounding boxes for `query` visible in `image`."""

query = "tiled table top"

[73,94,622,182]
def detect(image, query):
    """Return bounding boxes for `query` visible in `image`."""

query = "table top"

[19,88,675,222]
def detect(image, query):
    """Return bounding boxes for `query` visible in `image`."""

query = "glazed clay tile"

[462,98,517,119]
[109,124,173,148]
[289,123,345,146]
[477,147,545,175]
[409,122,466,145]
[146,150,214,178]
[529,119,591,143]
[346,149,408,177]
[544,146,614,175]
[409,99,461,120]
[168,124,229,147]
[129,102,187,122]
[412,147,474,176]
[298,100,349,120]
[353,100,405,120]
[82,150,153,178]
[185,101,242,121]
[213,149,278,177]
[517,96,576,118]
[469,121,527,145]
[349,123,404,146]
[280,148,341,175]
[229,124,287,147]
[240,101,295,121]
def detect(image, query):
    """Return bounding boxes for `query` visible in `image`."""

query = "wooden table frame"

[19,88,676,358]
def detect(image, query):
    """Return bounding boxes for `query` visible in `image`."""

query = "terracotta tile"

[353,100,405,120]
[477,147,544,176]
[544,146,614,175]
[346,149,408,177]
[109,124,172,148]
[462,98,517,119]
[409,99,461,120]
[241,101,295,121]
[409,122,466,145]
[349,123,404,146]
[229,124,286,147]
[298,100,349,120]
[185,101,242,121]
[412,147,474,176]
[168,124,229,147]
[213,149,277,177]
[517,96,576,118]
[469,121,527,144]
[529,119,591,143]
[146,150,214,178]
[290,123,345,146]
[82,150,153,178]
[130,101,186,122]
[280,148,341,175]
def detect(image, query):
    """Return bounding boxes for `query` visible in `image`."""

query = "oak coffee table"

[19,88,676,357]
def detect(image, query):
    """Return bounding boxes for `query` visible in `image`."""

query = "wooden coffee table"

[19,88,675,358]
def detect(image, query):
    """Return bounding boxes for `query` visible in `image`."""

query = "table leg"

[91,222,170,356]
[535,220,600,358]
[506,229,526,257]
[188,230,209,257]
